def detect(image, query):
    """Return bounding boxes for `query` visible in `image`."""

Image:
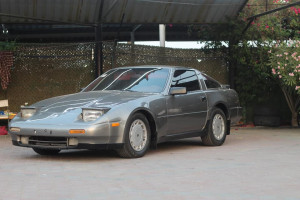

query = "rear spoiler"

[221,85,230,89]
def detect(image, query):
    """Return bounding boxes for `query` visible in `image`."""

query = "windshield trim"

[123,68,160,91]
[83,67,170,93]
[101,69,131,91]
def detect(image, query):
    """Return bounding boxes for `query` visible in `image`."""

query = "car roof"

[113,65,193,70]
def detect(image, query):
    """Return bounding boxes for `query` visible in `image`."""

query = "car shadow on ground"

[19,138,206,161]
[150,138,205,153]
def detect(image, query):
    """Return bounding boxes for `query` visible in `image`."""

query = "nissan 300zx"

[9,66,242,158]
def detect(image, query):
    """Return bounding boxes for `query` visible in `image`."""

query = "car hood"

[31,91,154,113]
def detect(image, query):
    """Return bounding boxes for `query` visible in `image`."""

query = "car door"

[166,69,208,135]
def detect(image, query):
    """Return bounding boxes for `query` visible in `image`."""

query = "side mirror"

[169,87,187,95]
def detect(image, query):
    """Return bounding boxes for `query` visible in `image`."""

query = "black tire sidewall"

[208,108,227,146]
[123,112,151,157]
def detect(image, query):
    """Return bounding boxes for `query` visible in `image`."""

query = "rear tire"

[117,112,151,158]
[201,108,227,146]
[32,148,61,155]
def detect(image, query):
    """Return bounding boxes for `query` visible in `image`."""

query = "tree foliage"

[269,40,300,91]
[196,0,300,125]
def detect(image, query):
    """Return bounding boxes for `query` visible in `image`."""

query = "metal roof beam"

[0,12,96,27]
[247,1,300,20]
[243,1,300,34]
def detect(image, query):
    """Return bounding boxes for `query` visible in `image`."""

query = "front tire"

[201,108,227,146]
[117,112,151,158]
[32,148,61,155]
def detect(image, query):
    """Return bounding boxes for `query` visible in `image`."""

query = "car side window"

[171,70,200,92]
[202,74,221,89]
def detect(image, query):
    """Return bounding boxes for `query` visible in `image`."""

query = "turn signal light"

[111,122,120,127]
[69,129,85,134]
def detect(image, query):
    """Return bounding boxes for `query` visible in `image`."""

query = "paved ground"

[0,128,300,200]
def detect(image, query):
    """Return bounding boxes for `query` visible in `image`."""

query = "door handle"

[201,96,207,102]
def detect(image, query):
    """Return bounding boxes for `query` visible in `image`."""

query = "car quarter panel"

[205,89,242,125]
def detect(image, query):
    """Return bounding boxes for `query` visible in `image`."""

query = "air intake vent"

[28,136,68,147]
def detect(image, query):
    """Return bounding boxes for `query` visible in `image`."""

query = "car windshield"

[83,68,170,93]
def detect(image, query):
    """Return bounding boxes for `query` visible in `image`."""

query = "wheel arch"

[130,108,158,148]
[214,102,229,119]
[213,103,231,135]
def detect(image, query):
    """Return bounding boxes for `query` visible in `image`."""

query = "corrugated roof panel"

[83,1,93,22]
[108,0,247,24]
[0,0,247,24]
[222,0,242,22]
[35,0,46,20]
[205,1,225,23]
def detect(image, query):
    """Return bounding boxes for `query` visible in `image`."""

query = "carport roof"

[0,0,247,25]
[0,0,248,42]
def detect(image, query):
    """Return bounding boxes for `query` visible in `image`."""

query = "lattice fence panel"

[0,42,228,112]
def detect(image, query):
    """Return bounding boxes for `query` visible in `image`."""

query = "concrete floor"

[0,128,300,200]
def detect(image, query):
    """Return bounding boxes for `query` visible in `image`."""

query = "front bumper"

[9,121,124,150]
[11,139,123,150]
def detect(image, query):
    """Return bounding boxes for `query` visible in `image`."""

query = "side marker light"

[69,129,85,134]
[111,122,120,127]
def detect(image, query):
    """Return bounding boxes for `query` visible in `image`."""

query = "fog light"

[20,136,29,145]
[68,138,78,146]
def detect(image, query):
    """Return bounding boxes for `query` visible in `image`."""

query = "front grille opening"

[28,136,68,147]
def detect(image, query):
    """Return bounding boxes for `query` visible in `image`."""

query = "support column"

[130,32,135,45]
[131,25,142,45]
[228,40,236,89]
[94,24,103,78]
[159,24,166,64]
[159,24,166,47]
[130,32,135,65]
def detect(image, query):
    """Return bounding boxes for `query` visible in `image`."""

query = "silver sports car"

[9,66,242,158]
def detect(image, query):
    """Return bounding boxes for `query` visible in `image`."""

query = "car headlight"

[21,108,36,119]
[81,108,110,122]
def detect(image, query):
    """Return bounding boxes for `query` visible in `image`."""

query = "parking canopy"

[0,0,247,42]
[0,0,247,25]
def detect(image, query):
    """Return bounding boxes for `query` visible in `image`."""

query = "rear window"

[202,74,221,89]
